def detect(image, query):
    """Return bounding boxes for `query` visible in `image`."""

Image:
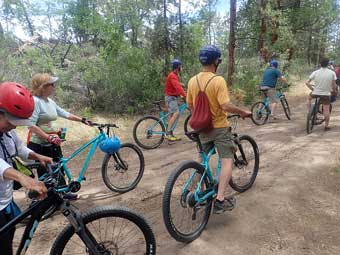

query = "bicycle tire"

[230,135,259,192]
[27,164,66,221]
[50,206,156,255]
[251,101,269,125]
[280,96,291,120]
[162,160,212,243]
[101,143,145,193]
[306,104,316,134]
[183,113,195,141]
[133,115,165,149]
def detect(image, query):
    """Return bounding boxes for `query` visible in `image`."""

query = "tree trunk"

[163,0,170,75]
[19,0,34,37]
[179,0,183,58]
[227,0,236,88]
[257,0,267,52]
[0,21,3,37]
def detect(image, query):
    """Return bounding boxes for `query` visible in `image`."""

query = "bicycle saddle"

[185,131,200,142]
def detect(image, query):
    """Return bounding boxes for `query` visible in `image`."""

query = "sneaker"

[166,135,181,141]
[213,197,236,214]
[324,126,331,131]
[63,192,78,200]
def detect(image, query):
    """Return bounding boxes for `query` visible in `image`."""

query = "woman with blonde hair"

[27,73,92,199]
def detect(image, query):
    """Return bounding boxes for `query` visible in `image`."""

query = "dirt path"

[13,80,340,254]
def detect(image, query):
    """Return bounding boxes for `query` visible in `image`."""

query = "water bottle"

[59,127,67,140]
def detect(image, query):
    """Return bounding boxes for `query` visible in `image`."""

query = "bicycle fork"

[62,202,107,255]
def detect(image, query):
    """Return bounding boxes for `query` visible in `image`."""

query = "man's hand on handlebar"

[240,110,252,119]
[22,175,47,200]
[36,154,53,168]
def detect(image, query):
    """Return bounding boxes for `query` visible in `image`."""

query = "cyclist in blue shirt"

[260,60,288,119]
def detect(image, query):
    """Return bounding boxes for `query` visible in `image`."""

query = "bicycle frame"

[159,103,189,132]
[0,189,106,255]
[262,88,285,112]
[40,129,108,193]
[0,190,62,254]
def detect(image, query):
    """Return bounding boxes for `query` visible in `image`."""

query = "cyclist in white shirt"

[306,57,337,131]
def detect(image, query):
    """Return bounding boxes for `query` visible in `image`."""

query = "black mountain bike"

[0,166,156,255]
[306,96,332,134]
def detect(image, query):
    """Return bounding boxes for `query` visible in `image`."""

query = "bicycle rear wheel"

[230,135,259,192]
[251,101,269,125]
[50,206,156,255]
[133,115,165,149]
[102,143,144,193]
[306,104,317,134]
[162,160,212,243]
[280,96,291,120]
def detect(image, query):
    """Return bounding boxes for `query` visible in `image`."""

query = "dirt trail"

[13,80,340,254]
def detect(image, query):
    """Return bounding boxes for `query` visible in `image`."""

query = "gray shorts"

[260,86,279,103]
[165,96,179,113]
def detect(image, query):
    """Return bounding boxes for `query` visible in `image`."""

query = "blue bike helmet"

[270,60,279,68]
[172,59,182,70]
[199,45,222,65]
[99,136,121,154]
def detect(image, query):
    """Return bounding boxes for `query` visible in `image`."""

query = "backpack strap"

[195,74,218,92]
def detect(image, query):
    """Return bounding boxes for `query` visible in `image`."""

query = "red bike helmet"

[0,82,34,118]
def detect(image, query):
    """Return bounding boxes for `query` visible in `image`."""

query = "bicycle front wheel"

[280,96,291,120]
[50,206,156,255]
[162,160,212,243]
[102,143,144,193]
[251,101,269,125]
[230,135,259,192]
[133,115,165,149]
[183,113,195,141]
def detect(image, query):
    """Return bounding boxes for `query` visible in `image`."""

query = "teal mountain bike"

[251,87,291,125]
[162,115,259,242]
[27,123,144,219]
[0,165,156,255]
[133,101,192,149]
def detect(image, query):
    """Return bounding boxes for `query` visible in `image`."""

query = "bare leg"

[270,102,277,116]
[167,111,179,134]
[216,158,233,201]
[323,104,330,127]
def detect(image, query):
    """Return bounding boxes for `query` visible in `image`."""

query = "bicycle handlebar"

[91,123,118,128]
[28,163,59,199]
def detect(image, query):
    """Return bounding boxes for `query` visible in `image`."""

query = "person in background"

[306,57,337,131]
[164,59,187,141]
[27,73,92,199]
[260,60,289,120]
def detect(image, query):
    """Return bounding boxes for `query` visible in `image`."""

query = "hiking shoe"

[166,135,181,141]
[324,126,331,131]
[213,197,236,214]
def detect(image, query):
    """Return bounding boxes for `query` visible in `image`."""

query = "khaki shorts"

[200,128,236,159]
[309,93,330,105]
